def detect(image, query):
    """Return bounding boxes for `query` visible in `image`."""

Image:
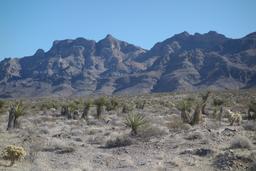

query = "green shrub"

[135,100,146,109]
[1,145,26,166]
[213,98,224,106]
[122,103,133,113]
[124,113,147,135]
[105,98,119,111]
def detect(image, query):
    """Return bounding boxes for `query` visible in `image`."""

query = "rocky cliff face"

[0,31,256,98]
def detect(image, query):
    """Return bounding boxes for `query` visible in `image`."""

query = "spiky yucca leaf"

[124,113,147,135]
[12,101,25,118]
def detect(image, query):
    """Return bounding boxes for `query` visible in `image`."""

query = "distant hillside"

[0,31,256,98]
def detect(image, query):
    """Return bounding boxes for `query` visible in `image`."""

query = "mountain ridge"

[0,31,256,98]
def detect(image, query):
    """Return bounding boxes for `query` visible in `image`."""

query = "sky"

[0,0,256,60]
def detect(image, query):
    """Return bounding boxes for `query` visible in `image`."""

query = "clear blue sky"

[0,0,256,60]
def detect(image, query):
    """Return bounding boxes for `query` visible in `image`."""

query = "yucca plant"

[61,101,80,119]
[201,91,211,115]
[124,113,147,135]
[7,101,25,130]
[94,97,107,119]
[177,99,193,124]
[61,104,72,119]
[81,99,93,120]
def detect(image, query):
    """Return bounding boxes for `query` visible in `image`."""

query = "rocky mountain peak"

[0,31,256,98]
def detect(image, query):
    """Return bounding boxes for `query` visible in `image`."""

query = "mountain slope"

[0,31,256,98]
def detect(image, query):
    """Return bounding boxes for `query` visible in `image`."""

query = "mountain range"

[1,31,256,98]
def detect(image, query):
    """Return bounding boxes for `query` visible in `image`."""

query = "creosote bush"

[135,100,146,109]
[124,113,147,135]
[105,98,119,111]
[122,103,133,113]
[1,145,26,166]
[167,114,192,131]
[40,101,58,110]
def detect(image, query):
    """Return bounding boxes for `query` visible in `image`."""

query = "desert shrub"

[135,100,146,109]
[138,125,168,140]
[40,101,58,110]
[167,114,192,131]
[105,98,119,111]
[185,131,204,140]
[122,103,133,113]
[230,135,253,149]
[1,145,26,166]
[243,121,256,131]
[105,135,132,148]
[213,98,224,106]
[124,113,147,135]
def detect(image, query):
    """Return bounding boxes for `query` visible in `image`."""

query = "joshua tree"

[61,105,72,119]
[81,100,93,120]
[191,103,202,125]
[191,91,211,125]
[124,113,147,135]
[94,97,107,119]
[177,92,211,126]
[201,91,211,115]
[212,98,224,123]
[177,99,192,124]
[7,101,25,130]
